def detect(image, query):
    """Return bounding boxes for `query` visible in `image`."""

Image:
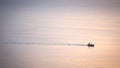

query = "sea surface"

[0,43,120,68]
[0,3,120,68]
[0,27,120,68]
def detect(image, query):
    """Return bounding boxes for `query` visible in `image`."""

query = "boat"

[87,43,95,47]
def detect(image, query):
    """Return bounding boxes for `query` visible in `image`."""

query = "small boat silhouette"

[87,43,95,47]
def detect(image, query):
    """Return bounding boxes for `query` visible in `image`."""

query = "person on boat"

[88,42,91,45]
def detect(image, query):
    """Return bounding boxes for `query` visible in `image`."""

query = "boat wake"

[1,42,94,47]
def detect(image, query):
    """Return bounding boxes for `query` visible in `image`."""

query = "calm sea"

[0,4,120,68]
[0,24,120,68]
